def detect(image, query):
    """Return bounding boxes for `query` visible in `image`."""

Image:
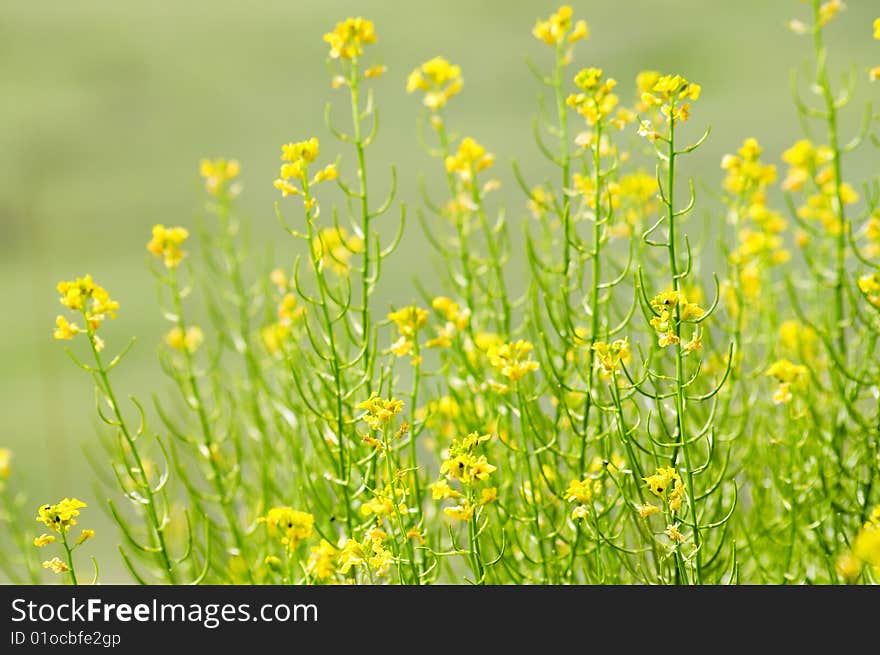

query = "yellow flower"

[479,487,498,505]
[368,542,394,577]
[445,137,495,182]
[42,558,69,574]
[818,0,844,27]
[312,227,363,276]
[147,224,189,269]
[165,326,204,353]
[665,524,685,543]
[765,359,809,404]
[360,493,395,517]
[565,478,598,504]
[567,68,619,126]
[487,340,540,381]
[307,540,338,581]
[323,17,377,60]
[275,138,330,203]
[388,306,428,337]
[407,56,463,110]
[199,157,240,196]
[592,339,631,376]
[874,17,880,40]
[356,393,404,431]
[364,64,387,79]
[338,538,366,574]
[444,501,475,522]
[571,505,589,520]
[430,479,460,500]
[0,448,10,479]
[641,74,700,123]
[76,529,95,545]
[637,503,660,519]
[56,276,119,332]
[858,273,880,308]
[33,534,56,547]
[53,316,80,341]
[261,507,314,550]
[36,498,87,533]
[643,468,680,497]
[637,120,660,142]
[532,6,588,46]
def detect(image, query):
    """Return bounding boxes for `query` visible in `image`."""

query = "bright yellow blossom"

[407,56,463,110]
[36,498,87,533]
[165,326,204,353]
[356,393,404,430]
[147,224,189,269]
[199,157,240,196]
[0,448,10,479]
[42,558,69,574]
[323,17,377,60]
[33,534,56,547]
[487,340,539,381]
[261,507,314,550]
[306,540,337,581]
[532,6,588,46]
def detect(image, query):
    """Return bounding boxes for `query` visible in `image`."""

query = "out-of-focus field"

[1,0,875,581]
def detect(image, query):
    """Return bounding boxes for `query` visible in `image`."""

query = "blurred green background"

[1,0,876,581]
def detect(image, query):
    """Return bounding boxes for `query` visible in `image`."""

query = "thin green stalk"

[302,176,355,538]
[168,268,255,583]
[84,321,177,584]
[59,530,78,586]
[350,58,373,392]
[664,108,702,584]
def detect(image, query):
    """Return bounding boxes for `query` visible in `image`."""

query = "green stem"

[85,320,177,584]
[168,268,254,583]
[350,58,373,393]
[664,108,702,584]
[60,532,78,586]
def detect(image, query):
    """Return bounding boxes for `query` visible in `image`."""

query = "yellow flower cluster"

[487,340,540,382]
[199,158,240,197]
[312,227,363,276]
[640,74,701,126]
[356,393,405,431]
[567,68,619,127]
[35,498,91,538]
[165,326,204,353]
[273,137,337,207]
[643,467,686,512]
[782,139,858,235]
[433,431,497,523]
[323,17,376,60]
[387,305,428,360]
[338,527,394,577]
[591,339,631,378]
[445,136,495,183]
[857,272,880,310]
[838,506,880,579]
[765,358,809,405]
[565,477,602,520]
[532,6,588,47]
[306,540,337,581]
[406,57,463,110]
[424,296,470,349]
[261,507,315,551]
[0,448,10,479]
[54,276,119,350]
[721,138,777,195]
[648,291,704,350]
[261,275,307,355]
[872,18,880,81]
[146,224,189,269]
